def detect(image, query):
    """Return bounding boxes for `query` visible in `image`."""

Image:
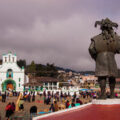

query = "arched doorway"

[2,79,16,92]
[7,83,14,90]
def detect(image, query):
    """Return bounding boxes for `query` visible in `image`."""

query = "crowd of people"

[2,89,120,119]
[23,91,36,102]
[42,91,89,112]
[0,91,20,103]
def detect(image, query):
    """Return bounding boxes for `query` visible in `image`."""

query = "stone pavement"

[0,96,18,119]
[10,95,51,119]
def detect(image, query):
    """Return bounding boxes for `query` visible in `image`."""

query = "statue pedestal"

[92,99,120,105]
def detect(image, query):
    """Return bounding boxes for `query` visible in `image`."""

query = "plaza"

[0,0,120,120]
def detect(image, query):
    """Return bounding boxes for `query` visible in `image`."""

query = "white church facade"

[0,52,28,92]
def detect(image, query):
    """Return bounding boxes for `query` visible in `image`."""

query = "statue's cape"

[90,34,120,77]
[91,34,119,53]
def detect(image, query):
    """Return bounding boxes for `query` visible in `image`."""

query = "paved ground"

[10,95,51,119]
[0,96,18,119]
[13,96,91,118]
[37,104,120,120]
[0,95,91,119]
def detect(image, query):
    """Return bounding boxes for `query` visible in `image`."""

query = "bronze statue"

[89,18,120,99]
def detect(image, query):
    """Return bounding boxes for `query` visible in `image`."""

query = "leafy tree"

[26,62,58,78]
[36,64,46,71]
[17,59,26,68]
[27,61,36,75]
[46,63,57,71]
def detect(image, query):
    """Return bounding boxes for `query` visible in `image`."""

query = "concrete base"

[92,99,120,105]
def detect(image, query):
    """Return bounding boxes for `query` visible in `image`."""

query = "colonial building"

[24,77,59,91]
[0,52,28,92]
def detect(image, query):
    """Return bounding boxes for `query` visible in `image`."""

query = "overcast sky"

[0,0,120,71]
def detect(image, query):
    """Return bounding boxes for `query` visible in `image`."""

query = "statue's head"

[95,18,118,31]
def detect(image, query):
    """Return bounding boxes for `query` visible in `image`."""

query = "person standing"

[32,94,35,102]
[49,103,55,112]
[65,100,70,108]
[11,102,15,115]
[54,101,59,111]
[28,93,31,102]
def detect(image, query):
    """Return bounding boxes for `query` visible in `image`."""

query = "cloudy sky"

[0,0,120,71]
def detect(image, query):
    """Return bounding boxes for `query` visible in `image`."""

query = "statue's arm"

[89,39,97,60]
[95,21,101,27]
[112,22,118,28]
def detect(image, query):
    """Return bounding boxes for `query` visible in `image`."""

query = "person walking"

[5,103,12,120]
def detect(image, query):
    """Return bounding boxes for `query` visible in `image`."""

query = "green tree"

[27,61,36,75]
[17,59,26,68]
[26,62,58,78]
[46,63,58,77]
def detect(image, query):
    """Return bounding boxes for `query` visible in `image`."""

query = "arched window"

[6,69,13,78]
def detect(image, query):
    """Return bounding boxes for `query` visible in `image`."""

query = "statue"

[89,18,120,99]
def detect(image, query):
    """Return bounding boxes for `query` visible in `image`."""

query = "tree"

[27,61,36,75]
[26,62,58,78]
[17,59,26,68]
[46,63,58,77]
